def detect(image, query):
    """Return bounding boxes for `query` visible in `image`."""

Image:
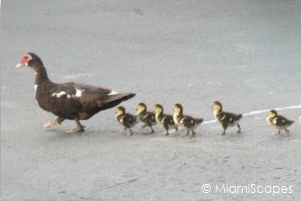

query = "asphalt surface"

[1,1,301,200]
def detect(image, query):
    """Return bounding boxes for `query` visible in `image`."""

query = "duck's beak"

[15,63,23,68]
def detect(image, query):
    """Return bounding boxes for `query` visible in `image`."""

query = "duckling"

[154,104,178,135]
[173,103,203,138]
[212,101,242,135]
[266,110,294,135]
[115,106,138,136]
[136,102,157,133]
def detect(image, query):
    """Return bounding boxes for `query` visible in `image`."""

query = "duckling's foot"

[126,129,133,137]
[190,131,196,138]
[237,124,241,133]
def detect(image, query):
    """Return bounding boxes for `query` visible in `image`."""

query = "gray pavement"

[1,1,301,200]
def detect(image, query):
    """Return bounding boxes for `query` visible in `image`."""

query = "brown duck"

[15,53,135,133]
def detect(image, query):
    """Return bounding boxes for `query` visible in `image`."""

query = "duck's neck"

[34,65,50,85]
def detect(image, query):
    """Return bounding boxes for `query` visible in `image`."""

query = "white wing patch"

[52,91,67,98]
[75,89,84,97]
[108,90,118,96]
[51,88,85,98]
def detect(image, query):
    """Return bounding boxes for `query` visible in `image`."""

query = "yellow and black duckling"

[154,104,178,135]
[266,110,294,135]
[173,103,203,138]
[115,106,138,136]
[212,101,243,135]
[136,102,157,133]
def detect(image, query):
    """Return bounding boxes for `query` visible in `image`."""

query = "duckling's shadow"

[139,131,157,136]
[269,132,291,139]
[217,131,244,141]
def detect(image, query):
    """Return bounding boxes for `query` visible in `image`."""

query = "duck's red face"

[15,54,32,68]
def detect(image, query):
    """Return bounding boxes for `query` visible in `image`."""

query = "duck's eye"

[21,55,31,64]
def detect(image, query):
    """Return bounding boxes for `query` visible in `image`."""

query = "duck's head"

[15,53,43,69]
[136,102,147,115]
[173,103,183,115]
[116,106,126,117]
[212,101,222,113]
[154,104,163,114]
[268,110,277,118]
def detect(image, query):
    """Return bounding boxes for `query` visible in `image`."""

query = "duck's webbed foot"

[43,117,65,129]
[65,119,85,134]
